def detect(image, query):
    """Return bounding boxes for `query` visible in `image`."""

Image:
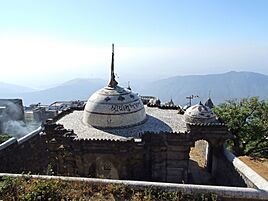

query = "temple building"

[0,45,232,184]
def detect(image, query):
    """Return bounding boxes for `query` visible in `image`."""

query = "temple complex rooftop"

[56,106,187,141]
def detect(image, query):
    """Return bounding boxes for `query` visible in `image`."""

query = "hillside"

[140,71,268,105]
[19,78,105,105]
[0,82,35,97]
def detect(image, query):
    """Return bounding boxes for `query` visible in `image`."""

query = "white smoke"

[0,100,40,138]
[2,120,39,138]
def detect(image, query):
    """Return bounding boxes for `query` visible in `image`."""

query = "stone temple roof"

[57,106,187,141]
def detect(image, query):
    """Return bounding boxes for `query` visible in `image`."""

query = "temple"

[0,45,233,184]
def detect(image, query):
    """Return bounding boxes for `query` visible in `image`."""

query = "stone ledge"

[0,137,17,151]
[224,148,268,191]
[17,127,42,145]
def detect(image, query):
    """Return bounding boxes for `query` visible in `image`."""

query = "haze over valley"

[1,71,268,106]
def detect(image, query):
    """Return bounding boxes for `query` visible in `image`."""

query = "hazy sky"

[0,0,268,88]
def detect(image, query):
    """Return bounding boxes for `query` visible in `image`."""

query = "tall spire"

[127,81,132,90]
[108,44,118,88]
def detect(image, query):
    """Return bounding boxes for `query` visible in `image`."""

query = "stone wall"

[212,148,268,190]
[0,121,231,185]
[213,151,247,187]
[142,132,192,183]
[43,123,193,183]
[0,128,48,174]
[0,113,240,186]
[221,148,268,190]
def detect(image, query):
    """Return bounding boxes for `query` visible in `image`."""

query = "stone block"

[166,167,184,177]
[152,163,166,170]
[167,145,190,152]
[166,175,183,183]
[167,151,188,160]
[167,160,188,168]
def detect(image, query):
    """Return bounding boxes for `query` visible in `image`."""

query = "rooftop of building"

[56,105,187,141]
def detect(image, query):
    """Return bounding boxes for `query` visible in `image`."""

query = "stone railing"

[0,127,47,174]
[0,126,42,150]
[0,137,17,151]
[18,127,42,144]
[224,148,268,191]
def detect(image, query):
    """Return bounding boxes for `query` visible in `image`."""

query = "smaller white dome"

[184,102,216,124]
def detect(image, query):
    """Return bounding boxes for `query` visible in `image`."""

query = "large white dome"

[83,85,146,128]
[83,44,146,128]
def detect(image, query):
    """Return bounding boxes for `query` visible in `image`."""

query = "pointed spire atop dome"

[108,44,118,88]
[127,81,132,91]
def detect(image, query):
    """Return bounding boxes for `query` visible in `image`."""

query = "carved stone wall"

[0,116,233,185]
[43,123,193,183]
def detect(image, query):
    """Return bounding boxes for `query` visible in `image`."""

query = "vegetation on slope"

[214,97,268,158]
[0,134,11,144]
[0,176,219,201]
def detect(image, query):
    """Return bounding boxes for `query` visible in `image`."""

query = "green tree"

[213,97,268,158]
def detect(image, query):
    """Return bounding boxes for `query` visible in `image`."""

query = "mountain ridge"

[140,71,268,105]
[1,71,268,106]
[0,82,36,98]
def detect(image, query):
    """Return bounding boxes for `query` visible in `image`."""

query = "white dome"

[184,102,216,124]
[83,85,147,128]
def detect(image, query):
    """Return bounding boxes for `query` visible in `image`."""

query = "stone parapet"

[0,127,47,174]
[224,148,268,191]
[0,137,17,151]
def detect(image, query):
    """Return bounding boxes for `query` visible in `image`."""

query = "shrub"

[0,176,221,201]
[21,179,61,201]
[0,134,12,144]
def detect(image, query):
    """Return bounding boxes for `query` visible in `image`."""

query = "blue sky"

[0,0,268,88]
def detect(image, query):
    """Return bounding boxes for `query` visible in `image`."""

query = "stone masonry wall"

[0,129,48,174]
[143,132,192,183]
[0,119,235,185]
[213,152,247,187]
[43,123,193,183]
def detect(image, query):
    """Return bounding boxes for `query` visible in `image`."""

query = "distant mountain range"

[1,71,268,106]
[20,78,105,105]
[139,71,268,105]
[0,82,36,97]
